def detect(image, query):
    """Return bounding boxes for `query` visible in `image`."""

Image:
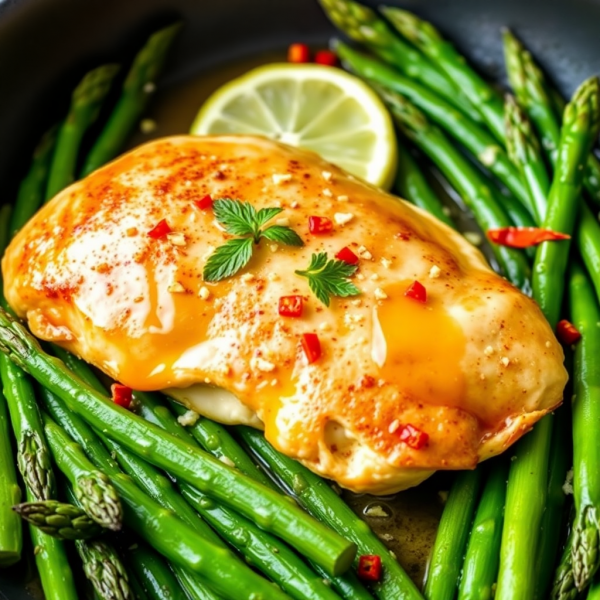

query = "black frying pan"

[0,0,599,597]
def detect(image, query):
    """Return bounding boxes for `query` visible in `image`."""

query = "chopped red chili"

[288,43,310,63]
[487,227,571,248]
[335,246,359,265]
[556,319,582,345]
[279,295,303,318]
[147,219,173,239]
[399,424,429,449]
[357,555,382,582]
[404,280,427,303]
[315,50,338,67]
[308,216,333,235]
[301,333,321,363]
[194,194,213,210]
[111,384,132,409]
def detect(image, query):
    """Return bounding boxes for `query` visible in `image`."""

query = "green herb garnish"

[295,252,361,306]
[203,198,304,282]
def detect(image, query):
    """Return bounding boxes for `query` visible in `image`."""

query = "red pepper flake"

[315,50,338,67]
[487,227,571,249]
[147,219,172,239]
[308,216,333,235]
[279,295,303,318]
[357,555,382,582]
[194,194,213,210]
[288,43,310,63]
[556,319,582,345]
[301,333,321,363]
[335,246,359,265]
[111,384,132,409]
[404,280,427,303]
[399,424,429,449]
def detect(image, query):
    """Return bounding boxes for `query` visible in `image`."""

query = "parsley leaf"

[295,252,361,306]
[261,226,304,246]
[203,237,254,282]
[203,198,304,282]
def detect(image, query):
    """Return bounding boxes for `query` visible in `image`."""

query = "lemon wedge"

[190,63,397,189]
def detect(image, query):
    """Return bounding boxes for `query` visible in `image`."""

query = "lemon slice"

[191,63,397,189]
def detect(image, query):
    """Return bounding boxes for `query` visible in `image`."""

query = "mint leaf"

[295,252,361,306]
[213,198,256,237]
[262,226,304,247]
[256,207,284,228]
[203,237,254,282]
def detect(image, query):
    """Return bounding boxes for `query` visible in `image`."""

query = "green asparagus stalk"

[424,470,483,600]
[0,386,22,566]
[496,76,600,600]
[569,262,600,590]
[13,499,103,540]
[317,0,481,122]
[132,395,354,600]
[45,63,120,200]
[335,41,532,210]
[504,94,550,223]
[78,538,134,600]
[237,426,424,600]
[9,126,57,236]
[503,29,600,208]
[129,571,151,600]
[374,84,531,291]
[159,398,374,600]
[0,315,356,579]
[39,409,290,600]
[393,139,455,228]
[381,7,505,142]
[552,534,578,600]
[125,541,187,600]
[81,23,182,176]
[457,461,508,600]
[42,414,123,531]
[63,482,134,600]
[589,578,600,599]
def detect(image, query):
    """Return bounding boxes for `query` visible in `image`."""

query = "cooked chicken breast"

[2,135,567,494]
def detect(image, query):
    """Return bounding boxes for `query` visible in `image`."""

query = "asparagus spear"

[131,396,351,600]
[496,76,600,600]
[42,414,122,531]
[0,386,22,566]
[504,94,550,223]
[393,139,455,228]
[9,126,57,236]
[317,0,481,122]
[0,315,356,579]
[125,541,187,600]
[503,29,600,208]
[552,534,578,600]
[81,23,182,176]
[63,482,134,600]
[13,499,103,540]
[237,426,424,600]
[381,7,505,142]
[569,262,600,590]
[374,84,531,291]
[39,410,289,600]
[45,63,120,200]
[457,461,508,600]
[424,470,483,600]
[335,41,531,209]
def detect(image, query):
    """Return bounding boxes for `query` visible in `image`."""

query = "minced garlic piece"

[167,232,186,247]
[291,201,299,208]
[500,357,510,367]
[388,419,400,433]
[484,346,495,356]
[241,272,255,283]
[272,173,292,185]
[268,272,279,282]
[269,244,278,253]
[323,188,333,197]
[429,265,441,279]
[337,195,349,202]
[177,410,199,427]
[198,286,211,300]
[374,288,388,300]
[252,357,276,373]
[334,212,354,225]
[364,504,389,518]
[321,170,333,182]
[167,281,185,293]
[381,258,392,269]
[370,273,379,281]
[357,245,373,260]
[275,217,290,227]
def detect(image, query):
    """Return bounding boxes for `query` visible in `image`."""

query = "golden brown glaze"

[2,135,567,493]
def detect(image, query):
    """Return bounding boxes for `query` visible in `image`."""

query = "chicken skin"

[2,135,567,493]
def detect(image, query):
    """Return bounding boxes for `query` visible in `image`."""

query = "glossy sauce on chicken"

[2,135,567,493]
